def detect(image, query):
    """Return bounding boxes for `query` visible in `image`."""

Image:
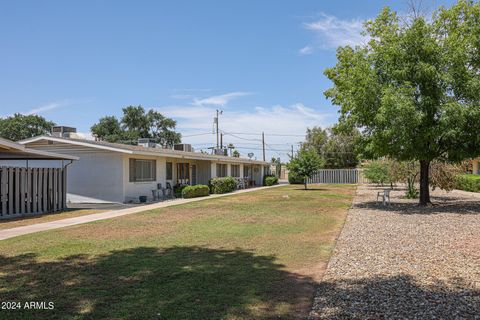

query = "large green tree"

[301,125,360,169]
[301,126,328,155]
[324,0,480,205]
[322,126,361,169]
[91,106,181,147]
[0,113,55,141]
[90,116,124,142]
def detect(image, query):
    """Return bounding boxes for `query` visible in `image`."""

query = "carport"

[0,138,78,219]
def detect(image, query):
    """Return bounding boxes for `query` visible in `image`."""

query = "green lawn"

[0,184,355,320]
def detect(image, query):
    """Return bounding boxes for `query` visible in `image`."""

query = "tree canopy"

[0,113,55,141]
[287,149,323,190]
[324,0,480,205]
[91,106,181,148]
[301,125,360,169]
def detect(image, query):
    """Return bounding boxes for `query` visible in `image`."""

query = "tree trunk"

[419,160,431,206]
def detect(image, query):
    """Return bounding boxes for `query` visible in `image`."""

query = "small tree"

[287,149,322,190]
[388,160,419,198]
[363,160,391,186]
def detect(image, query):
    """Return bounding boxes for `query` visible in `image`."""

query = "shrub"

[263,175,278,186]
[182,185,210,198]
[209,177,236,194]
[363,160,391,185]
[455,174,480,192]
[173,185,188,198]
[288,171,304,184]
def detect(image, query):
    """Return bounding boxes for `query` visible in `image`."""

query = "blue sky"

[0,0,454,160]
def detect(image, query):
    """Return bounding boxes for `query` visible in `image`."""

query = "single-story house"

[19,135,270,203]
[0,138,78,219]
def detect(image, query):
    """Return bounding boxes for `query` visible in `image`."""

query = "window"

[166,162,173,180]
[231,165,240,177]
[176,163,190,181]
[129,159,156,182]
[216,163,227,177]
[244,165,251,178]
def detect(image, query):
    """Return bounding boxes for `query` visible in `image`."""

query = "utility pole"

[220,133,223,149]
[291,145,294,158]
[215,109,220,148]
[262,132,265,161]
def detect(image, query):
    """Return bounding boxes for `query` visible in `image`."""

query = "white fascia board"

[19,136,134,155]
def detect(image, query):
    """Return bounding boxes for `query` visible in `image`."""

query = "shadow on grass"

[0,246,315,320]
[310,274,480,319]
[292,188,330,191]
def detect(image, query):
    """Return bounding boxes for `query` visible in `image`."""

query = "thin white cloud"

[299,45,314,55]
[155,102,335,160]
[191,92,251,107]
[24,100,71,115]
[301,13,369,51]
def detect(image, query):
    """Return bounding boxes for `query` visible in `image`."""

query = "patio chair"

[235,178,245,190]
[377,189,391,206]
[165,182,174,199]
[151,183,165,201]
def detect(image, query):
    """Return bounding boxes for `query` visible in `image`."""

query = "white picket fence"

[0,166,67,220]
[307,168,366,184]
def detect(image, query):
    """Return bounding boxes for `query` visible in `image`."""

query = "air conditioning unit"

[173,144,193,152]
[214,148,228,156]
[138,138,157,148]
[51,126,77,138]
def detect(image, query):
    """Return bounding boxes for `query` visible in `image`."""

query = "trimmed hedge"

[455,174,480,192]
[209,177,236,194]
[288,172,304,184]
[263,175,279,186]
[182,185,210,198]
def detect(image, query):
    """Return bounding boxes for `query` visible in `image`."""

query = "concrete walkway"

[0,184,285,241]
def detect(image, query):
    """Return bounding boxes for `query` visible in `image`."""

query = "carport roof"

[0,138,79,160]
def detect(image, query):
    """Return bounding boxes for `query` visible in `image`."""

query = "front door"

[191,165,197,185]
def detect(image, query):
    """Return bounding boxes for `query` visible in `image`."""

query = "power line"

[220,130,262,142]
[222,131,305,137]
[182,132,213,138]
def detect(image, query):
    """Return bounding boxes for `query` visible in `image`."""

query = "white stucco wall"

[66,151,125,203]
[122,155,167,203]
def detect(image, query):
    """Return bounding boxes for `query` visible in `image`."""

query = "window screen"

[231,165,240,177]
[216,164,228,177]
[129,159,156,182]
[166,162,173,180]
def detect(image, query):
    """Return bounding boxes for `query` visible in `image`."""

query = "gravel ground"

[309,185,480,319]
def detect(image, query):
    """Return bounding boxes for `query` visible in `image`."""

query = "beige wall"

[472,159,479,175]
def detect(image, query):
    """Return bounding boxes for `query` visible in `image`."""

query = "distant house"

[20,133,270,203]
